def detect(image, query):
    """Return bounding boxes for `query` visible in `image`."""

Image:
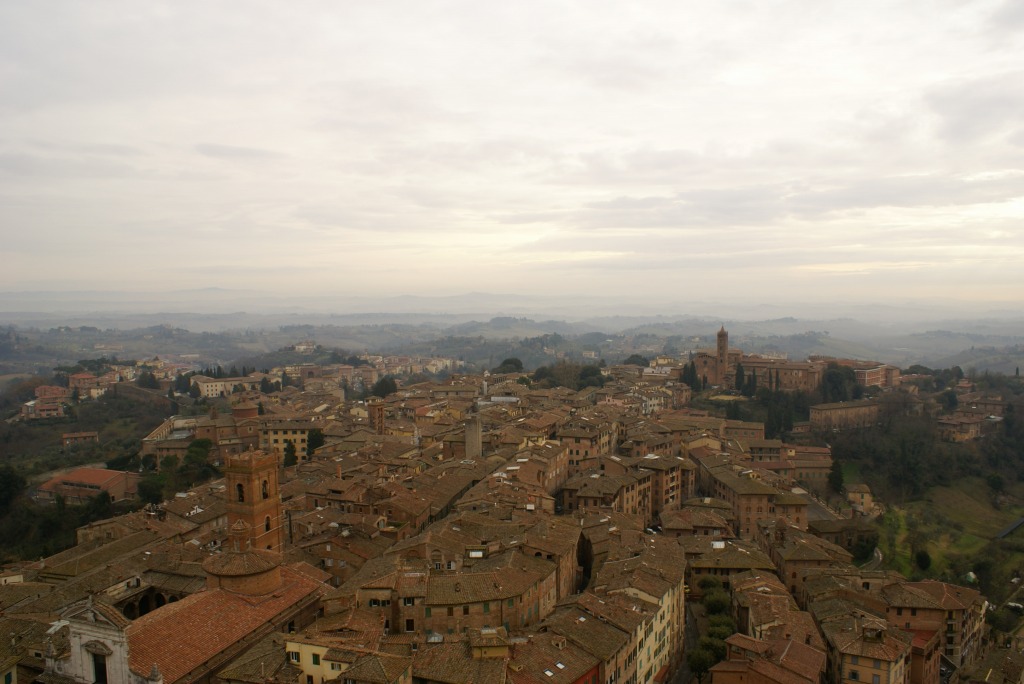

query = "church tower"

[716,326,729,384]
[223,449,284,553]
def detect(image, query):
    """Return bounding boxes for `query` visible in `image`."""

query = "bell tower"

[716,326,729,384]
[224,449,284,553]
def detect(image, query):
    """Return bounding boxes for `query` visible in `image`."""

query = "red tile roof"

[127,565,325,683]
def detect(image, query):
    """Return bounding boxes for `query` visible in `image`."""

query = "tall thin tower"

[716,326,729,385]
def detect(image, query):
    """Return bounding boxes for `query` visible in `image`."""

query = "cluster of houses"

[3,335,1013,684]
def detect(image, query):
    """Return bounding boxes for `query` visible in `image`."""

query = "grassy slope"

[879,477,1024,598]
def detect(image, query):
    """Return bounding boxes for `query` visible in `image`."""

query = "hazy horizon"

[2,2,1023,304]
[2,288,1024,331]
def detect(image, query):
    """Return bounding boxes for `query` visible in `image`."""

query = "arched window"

[265,516,271,532]
[262,480,269,499]
[236,484,245,502]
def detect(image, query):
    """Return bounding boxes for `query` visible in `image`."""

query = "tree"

[940,390,959,412]
[687,648,715,684]
[702,590,731,615]
[136,371,160,389]
[742,369,757,398]
[370,376,398,398]
[820,364,857,403]
[915,549,932,570]
[85,492,113,521]
[707,614,737,632]
[138,475,166,505]
[734,363,745,391]
[697,636,727,661]
[707,623,735,641]
[283,440,298,467]
[988,608,1019,633]
[0,465,26,517]
[493,358,524,374]
[828,460,844,494]
[622,354,649,367]
[306,429,324,457]
[578,364,605,389]
[177,439,216,487]
[847,526,879,562]
[697,576,723,593]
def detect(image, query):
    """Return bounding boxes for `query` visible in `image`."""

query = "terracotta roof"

[413,639,508,684]
[342,652,412,683]
[540,606,630,661]
[202,548,280,577]
[215,632,301,684]
[127,565,325,683]
[38,467,126,490]
[507,632,598,684]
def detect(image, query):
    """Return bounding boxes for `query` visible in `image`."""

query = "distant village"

[3,328,1017,684]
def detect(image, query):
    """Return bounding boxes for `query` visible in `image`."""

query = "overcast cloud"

[1,0,1022,309]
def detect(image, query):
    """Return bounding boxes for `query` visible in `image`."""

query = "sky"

[2,0,1023,311]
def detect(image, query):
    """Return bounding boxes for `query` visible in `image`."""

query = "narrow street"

[668,603,700,684]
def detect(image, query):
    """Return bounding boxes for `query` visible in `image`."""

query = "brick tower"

[716,326,729,385]
[224,448,284,553]
[368,397,386,435]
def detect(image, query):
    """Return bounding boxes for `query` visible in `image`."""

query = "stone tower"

[223,449,284,553]
[716,326,729,384]
[368,397,386,435]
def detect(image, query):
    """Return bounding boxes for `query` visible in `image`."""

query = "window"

[463,605,469,616]
[447,561,455,570]
[484,602,490,613]
[262,480,269,499]
[425,607,431,617]
[404,597,415,606]
[508,598,515,607]
[265,516,271,532]
[331,663,342,671]
[849,670,859,681]
[236,484,245,502]
[851,656,859,665]
[447,607,454,617]
[405,619,415,632]
[872,676,880,684]
[288,652,300,663]
[312,654,320,665]
[92,654,108,684]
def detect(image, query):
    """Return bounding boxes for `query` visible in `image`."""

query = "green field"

[879,477,1024,600]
